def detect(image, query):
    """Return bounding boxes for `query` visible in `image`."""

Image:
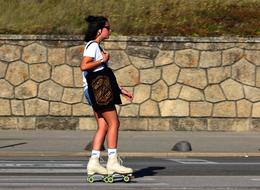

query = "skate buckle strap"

[99,156,105,163]
[117,155,123,166]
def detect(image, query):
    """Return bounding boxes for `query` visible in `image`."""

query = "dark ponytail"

[84,16,108,42]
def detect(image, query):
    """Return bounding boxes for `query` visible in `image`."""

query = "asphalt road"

[0,156,260,190]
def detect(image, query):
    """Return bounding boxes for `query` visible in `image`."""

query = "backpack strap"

[84,41,107,74]
[85,40,104,53]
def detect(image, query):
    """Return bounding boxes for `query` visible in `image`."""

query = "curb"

[0,151,260,157]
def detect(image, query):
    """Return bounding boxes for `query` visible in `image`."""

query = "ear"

[97,29,102,35]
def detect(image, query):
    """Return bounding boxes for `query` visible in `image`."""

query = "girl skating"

[80,15,133,183]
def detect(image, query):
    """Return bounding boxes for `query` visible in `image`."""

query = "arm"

[80,56,103,71]
[119,86,133,101]
[80,44,109,71]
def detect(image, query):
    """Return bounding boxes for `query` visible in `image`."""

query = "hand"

[102,51,109,62]
[120,87,133,101]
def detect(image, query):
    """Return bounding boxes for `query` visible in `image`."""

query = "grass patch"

[0,0,259,36]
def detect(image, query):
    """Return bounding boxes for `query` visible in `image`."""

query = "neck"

[95,36,102,44]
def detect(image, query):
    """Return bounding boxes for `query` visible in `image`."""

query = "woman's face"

[100,21,111,39]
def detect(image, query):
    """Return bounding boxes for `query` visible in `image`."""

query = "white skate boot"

[106,154,133,183]
[86,157,108,183]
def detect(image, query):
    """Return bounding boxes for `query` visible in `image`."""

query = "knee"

[109,119,120,129]
[97,123,108,132]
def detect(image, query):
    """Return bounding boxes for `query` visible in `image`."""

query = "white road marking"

[166,158,260,165]
[166,158,217,164]
[251,178,260,181]
[0,168,86,173]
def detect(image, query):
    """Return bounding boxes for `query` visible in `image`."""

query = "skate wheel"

[87,176,94,183]
[123,175,130,182]
[107,176,114,183]
[103,176,109,183]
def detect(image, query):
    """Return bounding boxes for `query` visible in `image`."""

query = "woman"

[80,16,133,178]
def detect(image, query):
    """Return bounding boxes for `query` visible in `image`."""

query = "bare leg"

[100,107,120,149]
[92,110,108,151]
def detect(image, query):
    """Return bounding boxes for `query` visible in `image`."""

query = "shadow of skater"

[134,166,165,178]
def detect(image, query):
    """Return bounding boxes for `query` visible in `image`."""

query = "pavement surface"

[0,130,260,157]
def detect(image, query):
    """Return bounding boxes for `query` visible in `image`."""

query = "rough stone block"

[208,119,250,132]
[17,117,36,130]
[115,65,139,86]
[72,103,93,116]
[190,102,213,117]
[0,117,17,129]
[0,44,21,62]
[223,48,244,66]
[52,64,74,87]
[151,80,168,101]
[132,84,150,104]
[155,50,174,66]
[256,67,260,87]
[104,41,127,50]
[140,68,161,84]
[129,56,154,69]
[0,99,11,115]
[50,102,71,116]
[120,118,148,131]
[252,102,260,117]
[244,86,260,102]
[213,102,236,117]
[79,117,97,130]
[175,49,199,68]
[232,59,255,86]
[62,88,83,104]
[179,86,204,101]
[169,84,182,99]
[109,50,131,70]
[11,100,24,116]
[194,43,236,50]
[48,48,65,66]
[140,100,159,116]
[36,117,78,130]
[162,64,179,85]
[246,50,260,66]
[22,43,47,63]
[204,85,225,102]
[15,80,37,99]
[6,61,29,86]
[220,79,244,100]
[0,79,14,98]
[24,99,49,116]
[200,51,221,68]
[0,61,8,78]
[178,69,207,89]
[172,118,207,131]
[159,100,189,117]
[29,63,51,82]
[119,104,139,117]
[148,118,171,131]
[126,46,159,59]
[39,80,63,101]
[251,119,260,131]
[207,67,231,84]
[73,67,83,87]
[66,45,84,66]
[237,99,252,117]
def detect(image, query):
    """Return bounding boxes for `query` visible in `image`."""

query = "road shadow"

[133,166,165,178]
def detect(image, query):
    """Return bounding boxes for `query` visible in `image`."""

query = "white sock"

[91,150,100,158]
[108,148,117,157]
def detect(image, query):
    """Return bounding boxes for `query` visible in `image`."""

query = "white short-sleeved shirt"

[82,41,105,91]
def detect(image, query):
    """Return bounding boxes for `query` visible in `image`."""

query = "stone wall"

[0,35,260,131]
